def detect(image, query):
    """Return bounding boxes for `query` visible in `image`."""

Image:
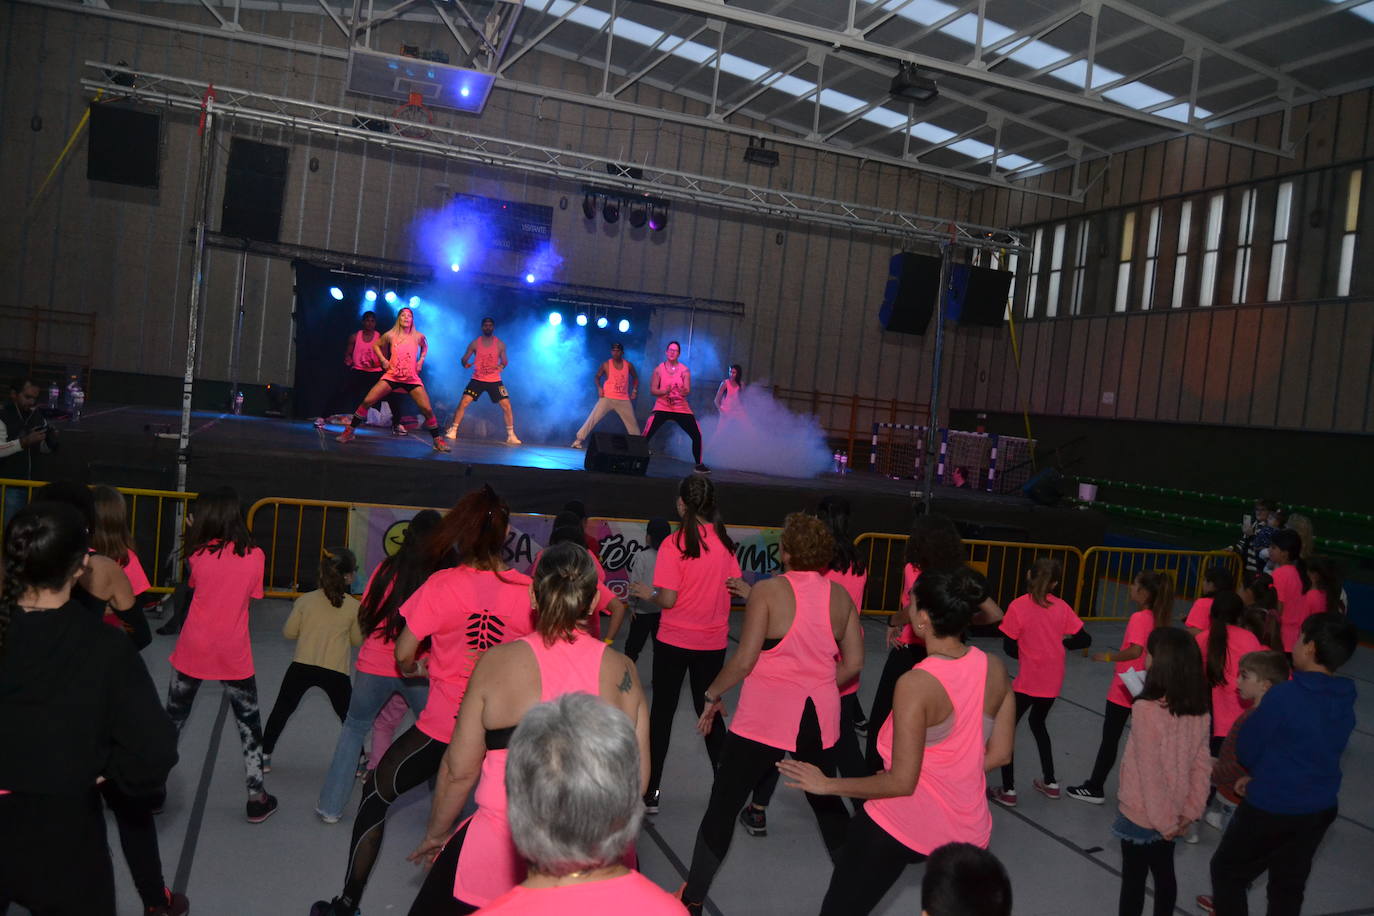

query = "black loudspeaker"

[87,104,161,188]
[1022,467,1065,506]
[584,432,650,476]
[221,138,289,242]
[947,265,1014,327]
[878,252,942,334]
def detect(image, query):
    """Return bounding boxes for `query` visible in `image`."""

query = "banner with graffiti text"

[348,506,781,599]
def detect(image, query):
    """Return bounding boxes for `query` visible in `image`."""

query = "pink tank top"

[719,380,743,414]
[729,571,842,752]
[604,360,632,400]
[453,631,606,906]
[825,568,867,696]
[352,331,382,371]
[652,362,691,414]
[383,332,422,384]
[865,648,992,855]
[474,337,502,382]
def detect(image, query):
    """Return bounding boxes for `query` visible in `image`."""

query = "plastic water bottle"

[233,391,244,415]
[48,381,59,405]
[840,452,849,475]
[832,450,842,473]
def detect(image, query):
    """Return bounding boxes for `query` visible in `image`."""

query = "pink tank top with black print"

[652,362,691,414]
[352,331,382,371]
[382,332,422,384]
[604,360,632,400]
[474,337,502,383]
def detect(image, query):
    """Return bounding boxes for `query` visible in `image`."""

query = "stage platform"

[37,404,1107,544]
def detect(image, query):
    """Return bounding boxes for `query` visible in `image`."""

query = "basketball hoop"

[391,92,434,139]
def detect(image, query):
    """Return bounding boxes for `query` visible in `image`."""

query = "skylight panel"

[671,40,716,64]
[771,74,815,97]
[863,108,910,128]
[611,19,665,46]
[909,122,956,144]
[718,53,769,81]
[1333,0,1374,24]
[819,89,868,114]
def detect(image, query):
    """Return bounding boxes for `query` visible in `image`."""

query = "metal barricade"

[1075,546,1243,621]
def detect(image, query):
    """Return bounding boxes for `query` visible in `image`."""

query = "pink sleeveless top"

[729,571,841,752]
[474,337,502,382]
[865,648,992,855]
[825,568,866,696]
[604,360,632,400]
[352,331,382,371]
[652,362,691,414]
[719,380,743,414]
[453,631,606,906]
[383,332,422,384]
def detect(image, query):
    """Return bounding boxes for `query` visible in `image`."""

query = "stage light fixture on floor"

[329,287,344,300]
[525,273,536,284]
[548,311,562,326]
[582,192,598,220]
[602,197,620,224]
[596,316,608,329]
[648,203,668,231]
[576,313,588,326]
[364,289,378,302]
[618,318,630,333]
[384,291,398,304]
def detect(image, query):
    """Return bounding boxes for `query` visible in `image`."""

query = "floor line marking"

[641,821,724,916]
[172,691,229,894]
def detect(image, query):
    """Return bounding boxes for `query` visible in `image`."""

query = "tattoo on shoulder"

[618,667,633,693]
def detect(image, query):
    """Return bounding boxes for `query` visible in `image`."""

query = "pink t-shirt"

[122,549,152,595]
[653,525,741,651]
[474,871,687,915]
[999,593,1083,699]
[473,337,503,382]
[169,543,265,681]
[1107,608,1157,709]
[352,330,383,371]
[825,567,867,696]
[897,564,927,647]
[401,567,535,742]
[1195,625,1264,737]
[1184,597,1213,630]
[1272,565,1307,651]
[354,567,410,677]
[383,331,423,384]
[652,362,692,414]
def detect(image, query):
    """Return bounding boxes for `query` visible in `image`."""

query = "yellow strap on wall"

[26,90,103,221]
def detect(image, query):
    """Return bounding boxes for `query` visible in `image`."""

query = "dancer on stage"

[315,312,407,436]
[571,341,640,448]
[713,364,745,420]
[447,316,521,445]
[337,307,449,452]
[642,341,708,474]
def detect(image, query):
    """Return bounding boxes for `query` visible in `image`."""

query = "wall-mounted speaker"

[221,138,289,243]
[878,252,942,335]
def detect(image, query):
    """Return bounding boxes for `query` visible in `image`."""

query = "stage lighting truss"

[81,63,1028,253]
[583,186,665,234]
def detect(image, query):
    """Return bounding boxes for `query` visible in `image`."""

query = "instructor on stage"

[642,340,708,474]
[571,341,639,449]
[447,316,521,446]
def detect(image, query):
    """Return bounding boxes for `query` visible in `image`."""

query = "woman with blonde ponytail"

[404,541,650,914]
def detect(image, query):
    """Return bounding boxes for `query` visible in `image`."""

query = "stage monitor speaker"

[584,432,650,476]
[878,252,942,335]
[87,104,161,188]
[1022,467,1065,506]
[947,264,1014,327]
[221,138,289,243]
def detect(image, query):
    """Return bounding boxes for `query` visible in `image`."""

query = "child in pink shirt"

[1113,627,1212,916]
[1184,566,1235,634]
[163,487,276,823]
[1268,529,1311,652]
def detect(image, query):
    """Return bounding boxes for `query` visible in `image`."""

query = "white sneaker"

[1184,822,1200,844]
[505,434,522,446]
[1204,808,1223,830]
[570,440,583,449]
[445,426,458,440]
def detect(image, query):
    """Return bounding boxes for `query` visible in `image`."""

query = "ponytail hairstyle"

[1268,529,1310,590]
[532,541,599,645]
[2,502,90,656]
[674,475,734,559]
[359,509,445,641]
[1026,557,1062,607]
[913,567,986,640]
[183,487,253,558]
[1134,569,1175,628]
[1204,591,1245,689]
[90,485,135,567]
[1241,571,1276,611]
[319,547,357,608]
[1138,626,1209,717]
[903,514,964,573]
[1306,556,1345,614]
[816,495,865,576]
[431,484,510,572]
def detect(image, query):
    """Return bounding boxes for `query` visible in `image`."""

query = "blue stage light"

[525,273,536,284]
[384,290,398,304]
[460,86,471,98]
[548,312,562,326]
[409,296,420,308]
[450,262,461,272]
[618,319,631,333]
[576,314,588,327]
[329,287,344,300]
[364,289,378,302]
[596,316,609,329]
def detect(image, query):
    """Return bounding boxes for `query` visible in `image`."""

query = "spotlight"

[460,86,471,98]
[602,197,620,224]
[548,312,562,326]
[576,313,588,327]
[582,193,597,220]
[384,291,398,304]
[628,200,648,228]
[409,296,420,308]
[364,289,378,302]
[525,273,536,284]
[596,316,609,329]
[329,287,344,300]
[743,138,780,168]
[450,262,461,272]
[890,62,939,103]
[618,318,630,333]
[648,203,669,231]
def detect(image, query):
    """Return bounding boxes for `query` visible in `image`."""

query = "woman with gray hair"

[474,693,687,913]
[406,541,652,915]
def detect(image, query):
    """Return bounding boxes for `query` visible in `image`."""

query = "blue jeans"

[316,670,428,819]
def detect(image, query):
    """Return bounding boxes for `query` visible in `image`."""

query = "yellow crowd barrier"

[1074,546,1243,621]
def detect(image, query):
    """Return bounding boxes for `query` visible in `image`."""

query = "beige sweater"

[283,589,363,674]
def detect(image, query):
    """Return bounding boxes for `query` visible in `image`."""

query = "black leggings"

[866,643,926,772]
[0,791,115,916]
[648,640,726,795]
[623,612,660,662]
[1086,701,1133,793]
[642,410,703,464]
[818,809,926,916]
[263,662,352,755]
[101,781,170,909]
[338,725,447,908]
[1119,838,1176,916]
[1000,692,1058,791]
[750,691,868,809]
[683,700,851,905]
[407,820,480,916]
[165,670,265,797]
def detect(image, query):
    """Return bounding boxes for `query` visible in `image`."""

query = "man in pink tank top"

[571,341,640,448]
[314,312,407,436]
[447,317,521,445]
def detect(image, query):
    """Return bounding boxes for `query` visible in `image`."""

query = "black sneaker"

[246,793,279,823]
[694,463,711,474]
[309,900,358,916]
[155,622,179,636]
[738,805,767,837]
[1065,784,1105,805]
[643,789,660,815]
